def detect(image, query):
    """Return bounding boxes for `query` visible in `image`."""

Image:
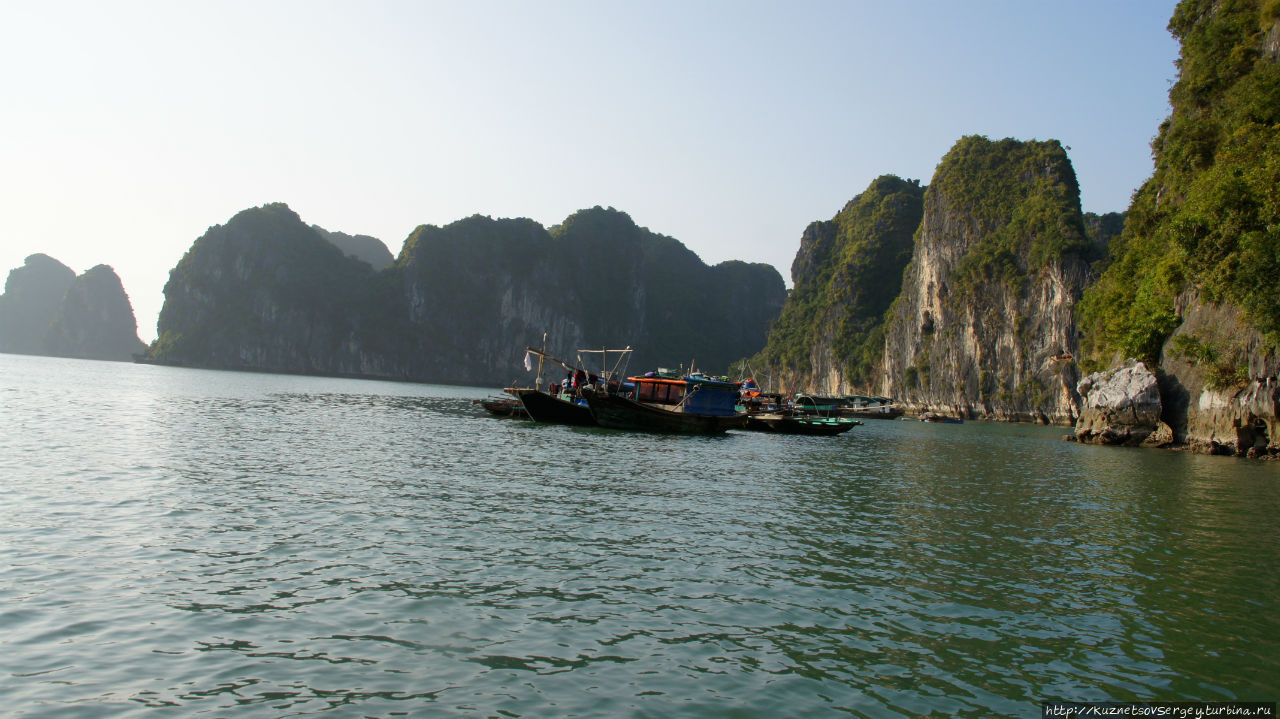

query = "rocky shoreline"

[1068,360,1278,460]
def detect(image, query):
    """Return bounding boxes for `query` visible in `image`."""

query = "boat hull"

[475,397,529,419]
[847,406,904,420]
[745,414,858,436]
[584,392,746,434]
[794,394,902,420]
[515,389,596,426]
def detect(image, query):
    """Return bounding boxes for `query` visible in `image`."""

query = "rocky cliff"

[0,254,76,354]
[45,265,147,361]
[1081,211,1126,273]
[388,206,786,384]
[1074,360,1168,446]
[312,226,394,270]
[154,203,399,377]
[149,203,786,385]
[1159,291,1279,455]
[0,254,144,361]
[752,175,924,393]
[881,136,1092,424]
[1077,0,1280,456]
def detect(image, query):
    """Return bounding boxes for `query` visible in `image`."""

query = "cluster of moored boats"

[473,346,903,436]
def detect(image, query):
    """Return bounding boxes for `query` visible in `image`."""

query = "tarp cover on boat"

[682,379,740,416]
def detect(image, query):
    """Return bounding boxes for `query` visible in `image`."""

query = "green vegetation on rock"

[755,175,924,389]
[1082,211,1127,274]
[1169,331,1251,390]
[879,135,1091,424]
[937,136,1091,298]
[1080,0,1280,368]
[152,203,785,383]
[154,203,384,369]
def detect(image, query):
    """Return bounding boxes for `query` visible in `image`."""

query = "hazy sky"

[1,1,1179,343]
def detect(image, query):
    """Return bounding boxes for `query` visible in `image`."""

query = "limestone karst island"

[2,0,1277,458]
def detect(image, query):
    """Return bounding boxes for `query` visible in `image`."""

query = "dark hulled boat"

[474,396,529,419]
[584,392,747,433]
[514,388,596,426]
[512,344,634,427]
[584,373,746,434]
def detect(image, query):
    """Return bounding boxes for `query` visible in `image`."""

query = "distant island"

[0,255,145,361]
[144,203,787,387]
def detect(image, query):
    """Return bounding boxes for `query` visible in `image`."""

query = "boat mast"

[525,344,580,391]
[576,346,633,385]
[535,332,547,390]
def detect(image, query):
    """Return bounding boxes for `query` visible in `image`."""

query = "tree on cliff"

[1079,0,1280,369]
[751,175,924,393]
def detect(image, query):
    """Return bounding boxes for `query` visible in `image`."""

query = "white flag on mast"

[523,350,533,372]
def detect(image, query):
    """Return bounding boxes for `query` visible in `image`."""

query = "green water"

[1,353,1276,717]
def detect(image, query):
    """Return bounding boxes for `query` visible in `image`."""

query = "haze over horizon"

[1,1,1180,344]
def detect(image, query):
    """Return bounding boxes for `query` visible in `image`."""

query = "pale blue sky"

[1,1,1179,342]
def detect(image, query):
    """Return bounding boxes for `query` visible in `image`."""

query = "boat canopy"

[629,374,740,416]
[841,394,894,405]
[683,380,740,416]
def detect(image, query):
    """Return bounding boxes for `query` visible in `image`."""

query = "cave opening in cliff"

[1249,417,1270,449]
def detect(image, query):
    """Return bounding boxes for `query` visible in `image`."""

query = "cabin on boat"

[630,374,740,416]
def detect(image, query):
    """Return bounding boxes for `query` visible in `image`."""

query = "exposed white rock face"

[1077,363,1162,425]
[1074,361,1162,445]
[880,160,1089,426]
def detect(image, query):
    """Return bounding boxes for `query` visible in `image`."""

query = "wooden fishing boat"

[474,396,529,419]
[513,387,596,426]
[745,413,860,435]
[842,394,904,420]
[584,373,746,434]
[512,344,633,426]
[737,381,860,435]
[793,394,846,416]
[792,393,904,420]
[920,411,964,424]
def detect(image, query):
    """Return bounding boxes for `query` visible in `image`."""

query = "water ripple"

[2,355,1278,717]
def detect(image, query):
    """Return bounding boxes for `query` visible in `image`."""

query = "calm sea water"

[1,353,1277,718]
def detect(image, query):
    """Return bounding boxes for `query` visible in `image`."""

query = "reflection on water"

[1,353,1277,717]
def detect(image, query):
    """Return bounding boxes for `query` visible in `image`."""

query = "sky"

[1,1,1180,343]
